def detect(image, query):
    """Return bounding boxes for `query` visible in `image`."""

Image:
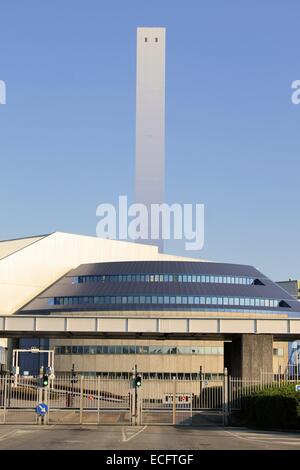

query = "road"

[0,425,299,450]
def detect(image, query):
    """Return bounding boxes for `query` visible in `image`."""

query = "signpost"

[35,403,48,416]
[35,402,49,425]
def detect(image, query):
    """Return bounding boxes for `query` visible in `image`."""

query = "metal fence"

[140,377,225,426]
[0,373,299,426]
[0,376,131,425]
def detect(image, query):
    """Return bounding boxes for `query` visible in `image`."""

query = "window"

[53,294,283,311]
[155,37,158,42]
[145,37,147,42]
[56,344,225,356]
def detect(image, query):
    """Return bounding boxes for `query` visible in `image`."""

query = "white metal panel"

[128,318,157,332]
[67,318,97,332]
[290,320,300,334]
[220,319,254,334]
[5,317,35,331]
[98,318,127,332]
[190,319,219,333]
[257,320,288,334]
[160,319,187,333]
[36,317,65,331]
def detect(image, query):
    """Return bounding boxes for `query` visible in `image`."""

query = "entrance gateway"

[1,369,298,426]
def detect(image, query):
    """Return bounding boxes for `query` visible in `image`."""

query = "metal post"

[15,350,19,388]
[137,387,142,426]
[79,376,84,425]
[199,366,203,409]
[37,388,43,425]
[3,376,8,424]
[223,368,228,426]
[97,376,100,425]
[278,364,282,385]
[134,364,137,426]
[172,377,176,425]
[44,388,49,425]
[130,389,135,426]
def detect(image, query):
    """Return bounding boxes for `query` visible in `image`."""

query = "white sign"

[163,393,192,404]
[295,384,300,392]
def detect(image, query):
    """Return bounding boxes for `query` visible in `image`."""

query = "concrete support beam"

[224,334,273,379]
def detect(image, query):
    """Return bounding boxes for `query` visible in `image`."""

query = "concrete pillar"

[6,338,19,372]
[224,334,273,379]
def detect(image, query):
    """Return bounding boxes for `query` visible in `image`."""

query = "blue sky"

[0,0,300,280]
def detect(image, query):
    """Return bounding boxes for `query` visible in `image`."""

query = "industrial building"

[0,231,298,378]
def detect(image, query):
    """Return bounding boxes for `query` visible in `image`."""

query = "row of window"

[57,371,223,380]
[50,295,282,308]
[55,345,224,355]
[73,274,256,286]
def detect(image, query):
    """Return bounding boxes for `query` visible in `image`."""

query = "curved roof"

[21,260,300,316]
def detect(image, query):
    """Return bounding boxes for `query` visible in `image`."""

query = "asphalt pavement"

[0,424,299,450]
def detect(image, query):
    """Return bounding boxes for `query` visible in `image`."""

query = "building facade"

[19,259,298,377]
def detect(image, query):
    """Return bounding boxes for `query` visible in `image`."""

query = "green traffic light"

[135,375,142,387]
[43,375,49,386]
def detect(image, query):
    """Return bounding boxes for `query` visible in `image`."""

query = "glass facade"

[55,345,224,355]
[49,295,282,308]
[73,274,256,285]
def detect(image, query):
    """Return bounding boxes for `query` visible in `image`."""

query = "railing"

[1,373,299,425]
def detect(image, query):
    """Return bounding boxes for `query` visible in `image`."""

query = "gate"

[140,375,226,426]
[0,376,39,424]
[6,369,294,426]
[0,376,132,425]
[48,376,132,425]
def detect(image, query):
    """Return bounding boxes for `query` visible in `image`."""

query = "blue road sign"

[35,403,48,416]
[295,384,300,392]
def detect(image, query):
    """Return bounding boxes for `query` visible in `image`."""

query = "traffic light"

[42,374,49,387]
[71,365,78,383]
[135,374,142,388]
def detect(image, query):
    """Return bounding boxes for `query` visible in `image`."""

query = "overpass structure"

[0,314,300,341]
[1,314,299,379]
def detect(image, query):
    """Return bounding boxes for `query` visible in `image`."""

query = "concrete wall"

[50,338,224,375]
[49,338,289,376]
